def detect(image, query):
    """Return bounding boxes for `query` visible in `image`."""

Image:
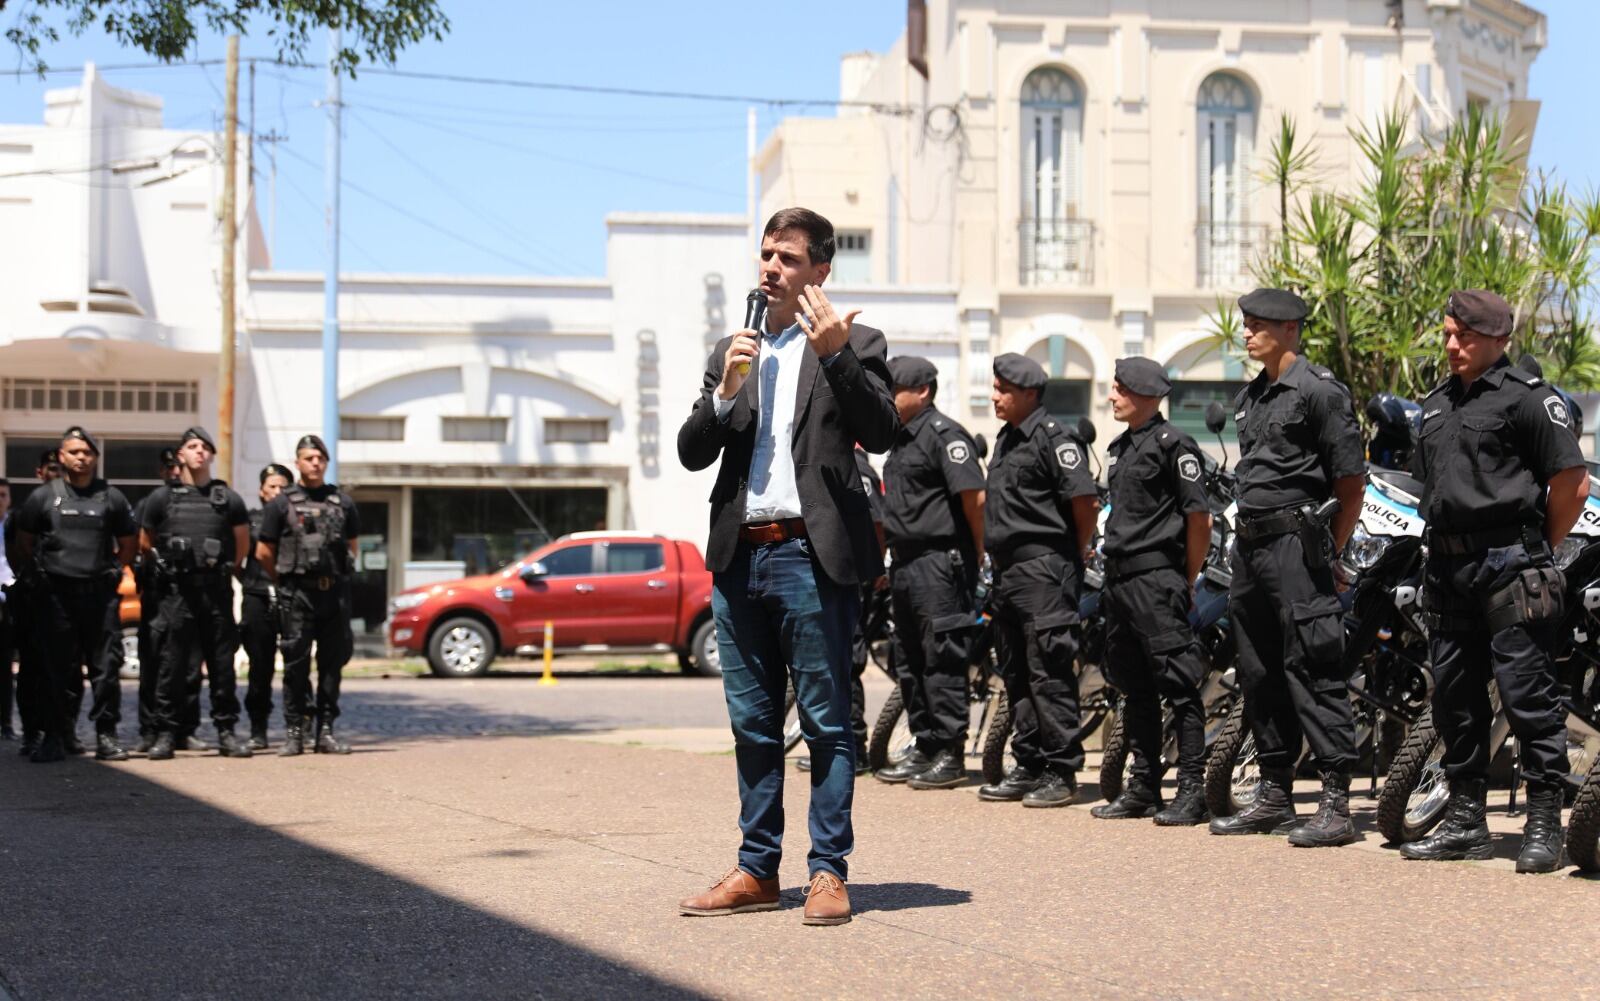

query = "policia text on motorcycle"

[872,355,986,790]
[12,427,137,763]
[1092,357,1215,826]
[255,435,362,757]
[1401,290,1589,873]
[137,427,253,761]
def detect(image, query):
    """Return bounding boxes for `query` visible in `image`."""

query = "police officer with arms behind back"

[255,435,361,756]
[242,463,293,749]
[1092,357,1214,825]
[13,427,137,763]
[1400,290,1588,873]
[978,353,1099,807]
[872,355,987,790]
[1209,289,1366,847]
[6,449,62,757]
[139,428,253,761]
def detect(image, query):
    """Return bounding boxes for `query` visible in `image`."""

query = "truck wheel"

[684,620,721,677]
[427,617,496,677]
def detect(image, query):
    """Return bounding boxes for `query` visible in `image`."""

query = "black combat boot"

[146,732,177,761]
[978,765,1042,801]
[29,733,65,764]
[19,729,39,757]
[1399,778,1491,860]
[62,732,86,756]
[1091,777,1163,819]
[1022,770,1077,808]
[134,733,154,754]
[248,719,269,751]
[314,718,352,755]
[1515,784,1565,874]
[217,729,254,759]
[1209,767,1298,835]
[278,719,305,757]
[94,732,129,762]
[176,732,209,752]
[1288,770,1357,847]
[873,747,931,784]
[907,748,966,790]
[1154,780,1209,826]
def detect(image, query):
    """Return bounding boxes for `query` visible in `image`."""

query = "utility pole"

[217,35,240,480]
[322,28,343,482]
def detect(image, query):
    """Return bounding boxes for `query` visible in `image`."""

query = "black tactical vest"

[157,483,234,571]
[240,508,272,596]
[275,485,349,577]
[39,478,114,579]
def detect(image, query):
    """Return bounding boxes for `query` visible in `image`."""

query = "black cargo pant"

[0,601,13,734]
[1425,544,1568,790]
[151,573,241,733]
[8,585,45,737]
[1104,565,1208,789]
[39,574,124,738]
[845,583,879,756]
[241,590,278,727]
[991,551,1085,777]
[1229,531,1356,772]
[138,586,204,740]
[278,576,353,725]
[889,549,975,754]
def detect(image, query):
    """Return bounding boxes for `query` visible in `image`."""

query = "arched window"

[1196,72,1258,287]
[1020,67,1089,285]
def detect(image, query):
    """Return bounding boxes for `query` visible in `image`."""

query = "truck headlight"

[391,592,429,612]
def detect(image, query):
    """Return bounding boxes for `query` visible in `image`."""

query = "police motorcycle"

[1206,394,1435,819]
[1098,402,1241,800]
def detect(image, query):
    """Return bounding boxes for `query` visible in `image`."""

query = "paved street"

[3,672,1598,1000]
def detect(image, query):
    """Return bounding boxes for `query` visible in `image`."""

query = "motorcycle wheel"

[867,687,914,772]
[1566,754,1600,873]
[1375,705,1448,844]
[980,689,1013,786]
[782,680,803,753]
[1099,704,1127,802]
[1204,699,1259,819]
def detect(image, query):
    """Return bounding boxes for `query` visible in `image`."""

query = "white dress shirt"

[714,321,808,522]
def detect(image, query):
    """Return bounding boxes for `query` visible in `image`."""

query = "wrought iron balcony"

[1196,221,1273,289]
[1020,219,1095,287]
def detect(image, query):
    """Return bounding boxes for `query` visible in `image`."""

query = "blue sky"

[1,1,1591,278]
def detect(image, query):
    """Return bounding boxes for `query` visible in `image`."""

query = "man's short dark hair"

[763,207,835,265]
[0,477,9,488]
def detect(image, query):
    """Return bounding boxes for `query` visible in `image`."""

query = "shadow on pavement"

[845,882,974,914]
[286,688,614,745]
[0,755,707,1001]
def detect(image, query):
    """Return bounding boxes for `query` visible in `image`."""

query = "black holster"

[1484,566,1565,632]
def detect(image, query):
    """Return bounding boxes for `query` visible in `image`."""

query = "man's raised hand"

[796,285,859,358]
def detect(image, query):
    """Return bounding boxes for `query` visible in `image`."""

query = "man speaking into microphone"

[677,207,897,926]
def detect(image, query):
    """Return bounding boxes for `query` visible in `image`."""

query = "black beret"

[36,448,59,468]
[1238,288,1309,323]
[260,463,294,485]
[889,355,938,389]
[61,425,99,455]
[1446,289,1512,339]
[180,426,216,451]
[1114,357,1172,398]
[993,353,1048,391]
[295,434,329,459]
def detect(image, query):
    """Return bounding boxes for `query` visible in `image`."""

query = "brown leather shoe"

[678,866,780,917]
[802,871,851,926]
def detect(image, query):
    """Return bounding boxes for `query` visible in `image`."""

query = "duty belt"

[993,540,1072,573]
[1103,551,1182,580]
[1426,524,1541,557]
[1235,507,1307,544]
[282,573,340,591]
[890,538,960,564]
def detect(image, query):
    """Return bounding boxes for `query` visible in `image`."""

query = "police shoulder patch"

[945,440,970,464]
[1055,442,1081,470]
[1545,394,1573,428]
[1177,453,1202,483]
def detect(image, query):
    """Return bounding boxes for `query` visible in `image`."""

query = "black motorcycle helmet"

[1365,393,1423,469]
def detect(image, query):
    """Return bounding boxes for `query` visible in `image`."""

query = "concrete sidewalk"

[2,728,1597,1001]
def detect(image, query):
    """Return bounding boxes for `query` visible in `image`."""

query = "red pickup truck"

[387,532,718,678]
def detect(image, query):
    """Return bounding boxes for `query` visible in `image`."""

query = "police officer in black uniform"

[977,354,1099,807]
[1400,290,1588,873]
[139,428,253,761]
[134,449,186,753]
[1210,289,1366,847]
[256,435,361,756]
[243,463,293,749]
[0,477,15,741]
[13,427,137,763]
[6,449,61,757]
[1091,358,1215,825]
[872,356,986,790]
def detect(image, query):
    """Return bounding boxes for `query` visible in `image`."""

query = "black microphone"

[740,289,766,375]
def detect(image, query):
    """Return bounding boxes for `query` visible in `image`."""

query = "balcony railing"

[1020,219,1095,287]
[1197,221,1273,289]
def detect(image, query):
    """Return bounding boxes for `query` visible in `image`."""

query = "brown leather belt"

[739,518,808,545]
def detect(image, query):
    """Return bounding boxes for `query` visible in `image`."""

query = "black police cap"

[993,353,1048,390]
[180,426,216,451]
[889,355,938,389]
[36,448,58,468]
[295,434,329,459]
[1113,357,1172,398]
[260,463,293,485]
[61,425,99,455]
[1238,288,1309,323]
[1446,289,1513,339]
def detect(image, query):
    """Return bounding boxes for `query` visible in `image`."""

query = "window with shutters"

[1019,67,1092,286]
[1195,73,1264,288]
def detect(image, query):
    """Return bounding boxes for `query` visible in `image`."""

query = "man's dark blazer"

[677,322,899,586]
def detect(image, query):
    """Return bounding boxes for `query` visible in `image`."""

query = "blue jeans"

[712,538,860,881]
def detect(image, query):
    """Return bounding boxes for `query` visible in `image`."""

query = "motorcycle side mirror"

[1204,402,1227,435]
[1075,416,1097,446]
[973,433,989,461]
